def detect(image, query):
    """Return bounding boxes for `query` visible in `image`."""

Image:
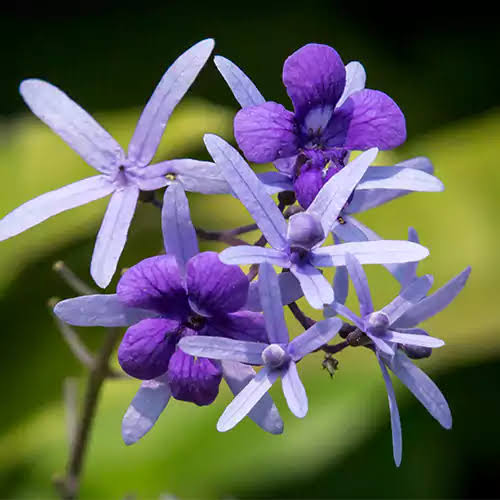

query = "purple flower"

[215,55,443,238]
[204,134,429,309]
[179,262,343,430]
[333,253,470,465]
[0,39,230,288]
[215,46,416,209]
[54,183,283,444]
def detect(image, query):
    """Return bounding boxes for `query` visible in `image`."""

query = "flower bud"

[262,344,289,368]
[366,311,390,335]
[287,212,325,251]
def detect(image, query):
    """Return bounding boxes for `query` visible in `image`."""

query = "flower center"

[261,344,289,368]
[185,313,206,331]
[165,173,177,181]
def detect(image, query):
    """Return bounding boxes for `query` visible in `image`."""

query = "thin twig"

[287,302,316,329]
[195,228,248,246]
[49,299,124,377]
[49,299,95,370]
[321,340,350,355]
[63,378,79,449]
[54,327,123,500]
[53,261,97,296]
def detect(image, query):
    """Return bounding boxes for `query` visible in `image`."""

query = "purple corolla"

[333,252,470,465]
[204,134,429,309]
[215,53,443,234]
[179,262,343,431]
[54,182,283,444]
[0,39,232,288]
[214,45,435,211]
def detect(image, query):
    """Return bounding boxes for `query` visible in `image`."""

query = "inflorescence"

[1,39,470,467]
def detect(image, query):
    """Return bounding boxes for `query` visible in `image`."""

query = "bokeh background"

[0,4,499,499]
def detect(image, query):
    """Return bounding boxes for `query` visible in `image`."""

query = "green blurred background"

[0,4,499,499]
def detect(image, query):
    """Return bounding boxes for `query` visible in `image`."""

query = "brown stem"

[287,302,315,329]
[54,327,122,500]
[321,340,350,355]
[195,227,248,246]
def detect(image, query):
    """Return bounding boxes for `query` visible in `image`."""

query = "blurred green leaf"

[0,104,499,498]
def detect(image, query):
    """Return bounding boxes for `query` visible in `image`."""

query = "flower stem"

[53,327,122,500]
[287,302,316,329]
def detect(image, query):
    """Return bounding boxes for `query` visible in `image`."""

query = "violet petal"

[258,262,289,344]
[387,350,452,429]
[288,317,342,361]
[162,183,198,273]
[282,43,346,120]
[393,267,471,328]
[54,294,154,327]
[377,354,402,467]
[186,251,249,316]
[327,89,406,150]
[217,366,278,432]
[257,171,294,194]
[118,318,180,380]
[167,349,222,406]
[204,134,288,250]
[221,360,283,434]
[149,159,230,195]
[122,375,171,445]
[290,263,334,310]
[233,102,299,163]
[91,186,139,288]
[381,275,434,324]
[220,245,290,267]
[127,39,214,166]
[345,253,374,317]
[330,302,364,330]
[384,330,445,348]
[19,79,124,174]
[311,240,429,267]
[246,272,303,311]
[214,56,266,108]
[117,255,189,318]
[281,361,308,418]
[0,176,114,242]
[307,148,378,232]
[337,61,366,108]
[179,335,266,364]
[206,311,268,343]
[293,165,324,210]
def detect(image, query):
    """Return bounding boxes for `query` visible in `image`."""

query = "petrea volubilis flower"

[0,39,231,288]
[333,252,470,465]
[204,134,429,309]
[55,182,283,444]
[215,55,443,224]
[216,44,413,209]
[179,262,343,430]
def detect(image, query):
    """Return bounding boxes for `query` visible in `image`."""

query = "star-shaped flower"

[179,262,343,430]
[0,39,230,288]
[333,252,470,465]
[54,182,283,444]
[204,134,429,309]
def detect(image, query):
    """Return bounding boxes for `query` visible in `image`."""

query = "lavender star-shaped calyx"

[0,39,230,288]
[179,262,343,430]
[333,252,470,466]
[54,183,283,444]
[204,134,429,309]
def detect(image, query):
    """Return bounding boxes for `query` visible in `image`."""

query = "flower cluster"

[3,39,470,466]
